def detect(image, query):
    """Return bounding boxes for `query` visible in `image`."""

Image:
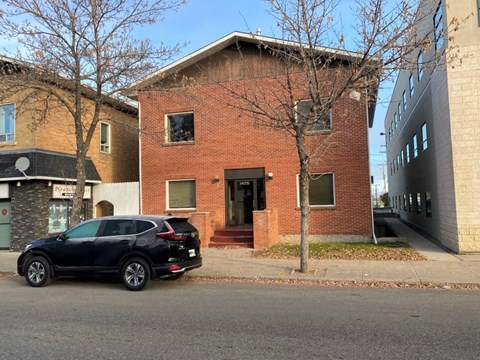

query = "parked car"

[17,215,202,291]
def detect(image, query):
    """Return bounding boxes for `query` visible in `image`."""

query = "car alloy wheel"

[122,257,150,291]
[25,256,51,287]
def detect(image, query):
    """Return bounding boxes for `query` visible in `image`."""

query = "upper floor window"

[400,149,404,167]
[166,112,195,143]
[409,74,414,97]
[405,142,410,164]
[390,121,393,139]
[397,103,402,122]
[303,173,335,207]
[421,122,428,151]
[434,1,444,52]
[0,103,15,143]
[295,99,332,132]
[402,91,407,111]
[100,122,110,153]
[417,52,424,80]
[167,179,196,209]
[412,134,418,158]
[394,112,397,129]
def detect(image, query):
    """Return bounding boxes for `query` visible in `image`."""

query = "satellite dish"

[15,157,30,172]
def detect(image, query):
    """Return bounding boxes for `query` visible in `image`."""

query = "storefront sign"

[0,184,9,199]
[52,184,91,199]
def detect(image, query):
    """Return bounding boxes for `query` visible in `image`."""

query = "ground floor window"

[48,200,87,233]
[304,173,335,206]
[425,192,432,218]
[167,179,196,209]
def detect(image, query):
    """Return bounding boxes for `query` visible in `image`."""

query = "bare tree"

[0,0,184,225]
[216,0,466,272]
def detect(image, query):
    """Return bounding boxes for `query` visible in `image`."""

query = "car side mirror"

[57,233,67,242]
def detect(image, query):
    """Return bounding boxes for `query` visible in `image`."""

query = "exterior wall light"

[16,181,21,187]
[267,172,273,180]
[213,175,220,183]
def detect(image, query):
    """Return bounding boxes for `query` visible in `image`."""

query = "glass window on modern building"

[425,192,432,218]
[409,74,414,97]
[416,193,422,214]
[434,1,444,52]
[402,91,407,111]
[421,122,428,151]
[400,149,404,167]
[412,134,418,158]
[408,193,413,213]
[417,51,424,80]
[397,103,402,123]
[405,142,410,164]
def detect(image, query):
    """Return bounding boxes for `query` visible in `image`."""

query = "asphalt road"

[1,277,480,359]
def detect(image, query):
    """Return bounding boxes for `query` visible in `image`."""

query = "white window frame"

[0,102,16,143]
[296,173,336,208]
[295,99,332,133]
[165,111,195,143]
[166,179,197,210]
[100,122,111,153]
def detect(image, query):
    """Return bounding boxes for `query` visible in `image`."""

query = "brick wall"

[1,88,138,183]
[139,77,372,237]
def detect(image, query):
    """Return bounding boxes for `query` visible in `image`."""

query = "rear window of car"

[136,220,156,233]
[166,218,197,233]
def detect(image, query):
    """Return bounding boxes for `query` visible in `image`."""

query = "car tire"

[121,257,150,291]
[25,256,51,287]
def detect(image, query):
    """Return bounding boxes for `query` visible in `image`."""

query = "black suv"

[17,215,202,291]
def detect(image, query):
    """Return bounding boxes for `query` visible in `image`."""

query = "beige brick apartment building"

[385,0,480,252]
[0,56,138,249]
[132,32,377,248]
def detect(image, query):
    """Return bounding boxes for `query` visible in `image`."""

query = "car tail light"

[156,230,187,241]
[169,265,181,271]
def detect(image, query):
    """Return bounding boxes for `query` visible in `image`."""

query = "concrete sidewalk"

[3,218,480,286]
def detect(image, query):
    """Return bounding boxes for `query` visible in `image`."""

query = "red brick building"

[131,32,376,248]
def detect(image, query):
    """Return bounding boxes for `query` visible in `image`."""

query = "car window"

[136,220,155,233]
[102,220,134,236]
[66,221,102,239]
[165,219,197,233]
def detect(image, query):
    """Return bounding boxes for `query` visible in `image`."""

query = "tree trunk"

[296,132,310,273]
[70,148,87,226]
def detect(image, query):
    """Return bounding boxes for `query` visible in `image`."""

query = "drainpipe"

[365,89,378,245]
[138,101,143,215]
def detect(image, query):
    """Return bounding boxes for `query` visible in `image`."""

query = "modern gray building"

[384,0,480,252]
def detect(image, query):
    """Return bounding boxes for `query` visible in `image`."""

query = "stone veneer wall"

[10,181,93,250]
[447,44,480,252]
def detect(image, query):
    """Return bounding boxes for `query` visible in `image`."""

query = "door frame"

[224,168,266,227]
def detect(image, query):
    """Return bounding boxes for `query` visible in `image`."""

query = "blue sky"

[0,0,389,193]
[148,0,390,193]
